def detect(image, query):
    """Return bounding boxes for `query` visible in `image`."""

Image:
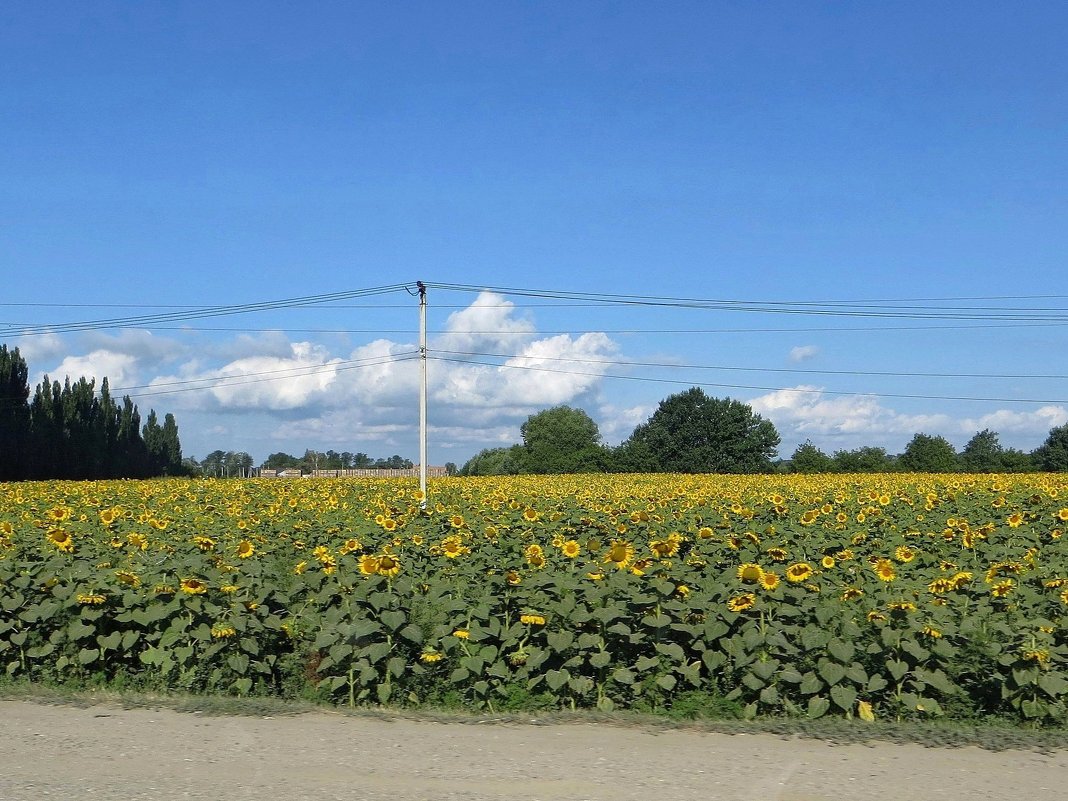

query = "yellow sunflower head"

[604,539,635,570]
[785,562,813,583]
[737,563,765,584]
[727,593,756,613]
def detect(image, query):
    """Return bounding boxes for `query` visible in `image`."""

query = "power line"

[7,320,1068,337]
[429,354,1068,406]
[430,348,1068,381]
[9,284,412,336]
[425,282,1068,321]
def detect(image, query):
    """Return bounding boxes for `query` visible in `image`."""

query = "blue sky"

[3,2,1067,466]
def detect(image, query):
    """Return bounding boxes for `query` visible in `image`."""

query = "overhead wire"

[429,354,1068,406]
[429,348,1068,382]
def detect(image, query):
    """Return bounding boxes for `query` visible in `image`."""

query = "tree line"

[460,386,1068,476]
[178,449,421,477]
[0,345,185,480]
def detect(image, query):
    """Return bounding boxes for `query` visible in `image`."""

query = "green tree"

[898,433,958,473]
[790,441,835,474]
[832,446,893,473]
[142,410,169,476]
[960,429,1004,473]
[619,388,779,474]
[518,405,607,474]
[160,413,183,475]
[263,452,300,470]
[999,448,1035,473]
[460,446,524,476]
[1033,424,1068,472]
[0,345,30,481]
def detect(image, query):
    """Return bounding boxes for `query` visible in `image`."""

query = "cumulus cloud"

[124,293,626,461]
[789,345,819,363]
[961,406,1068,437]
[150,341,344,411]
[49,349,140,387]
[598,403,654,445]
[438,291,536,353]
[749,385,1067,453]
[14,332,67,364]
[749,385,954,449]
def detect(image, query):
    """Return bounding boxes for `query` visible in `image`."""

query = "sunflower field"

[3,473,1068,723]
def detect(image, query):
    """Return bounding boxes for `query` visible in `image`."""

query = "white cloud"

[789,345,819,363]
[150,341,343,411]
[14,332,67,364]
[127,294,626,463]
[749,385,954,450]
[598,403,654,445]
[438,291,536,353]
[749,385,1067,454]
[962,406,1068,437]
[49,349,140,387]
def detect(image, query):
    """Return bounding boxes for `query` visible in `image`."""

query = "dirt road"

[1,699,1065,801]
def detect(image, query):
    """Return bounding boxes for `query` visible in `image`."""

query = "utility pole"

[418,281,428,509]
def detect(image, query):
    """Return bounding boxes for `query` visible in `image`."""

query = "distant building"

[256,465,448,478]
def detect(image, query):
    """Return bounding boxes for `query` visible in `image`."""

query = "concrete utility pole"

[417,281,428,509]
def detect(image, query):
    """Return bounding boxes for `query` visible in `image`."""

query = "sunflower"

[921,625,942,639]
[820,556,836,570]
[1022,649,1050,666]
[737,563,765,584]
[760,571,780,591]
[650,533,682,558]
[727,593,756,612]
[841,587,864,601]
[76,592,106,605]
[193,535,216,551]
[604,539,635,570]
[46,506,71,522]
[928,577,954,594]
[98,508,116,526]
[520,613,546,626]
[420,651,443,664]
[236,540,256,559]
[799,509,819,525]
[522,508,540,522]
[359,555,380,575]
[560,539,581,559]
[894,545,917,563]
[114,570,141,587]
[127,532,148,550]
[339,538,363,555]
[377,553,401,577]
[697,526,714,539]
[452,629,470,640]
[180,577,208,595]
[442,535,469,559]
[449,514,466,529]
[211,624,237,639]
[1006,513,1024,528]
[950,571,973,589]
[886,601,917,613]
[765,547,788,562]
[991,579,1015,598]
[46,528,74,553]
[524,543,546,568]
[785,562,813,583]
[873,559,896,582]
